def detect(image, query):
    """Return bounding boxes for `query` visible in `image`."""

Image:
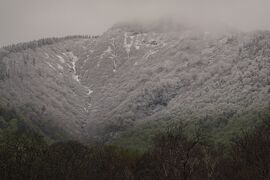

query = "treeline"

[0,107,71,143]
[0,109,269,179]
[0,35,99,58]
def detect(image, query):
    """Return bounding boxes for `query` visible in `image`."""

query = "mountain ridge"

[0,22,269,142]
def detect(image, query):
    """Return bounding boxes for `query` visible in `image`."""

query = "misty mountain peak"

[0,22,269,141]
[109,19,190,34]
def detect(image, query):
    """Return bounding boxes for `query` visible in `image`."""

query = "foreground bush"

[0,115,269,180]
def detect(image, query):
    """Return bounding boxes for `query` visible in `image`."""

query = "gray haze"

[1,0,270,46]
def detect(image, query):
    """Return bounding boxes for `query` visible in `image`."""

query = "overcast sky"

[1,0,270,46]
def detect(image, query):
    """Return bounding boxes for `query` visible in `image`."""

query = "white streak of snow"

[124,32,134,59]
[143,50,159,60]
[56,55,65,63]
[45,62,56,71]
[64,52,80,82]
[86,87,93,96]
[100,46,113,59]
[73,75,80,82]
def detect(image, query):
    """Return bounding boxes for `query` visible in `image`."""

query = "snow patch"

[73,74,80,82]
[86,87,93,96]
[56,55,65,63]
[65,52,94,99]
[105,46,112,53]
[64,52,80,82]
[124,32,134,58]
[143,50,159,60]
[45,62,56,71]
[100,46,113,59]
[134,34,145,50]
[99,41,118,72]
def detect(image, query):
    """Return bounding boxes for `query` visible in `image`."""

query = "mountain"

[0,21,270,142]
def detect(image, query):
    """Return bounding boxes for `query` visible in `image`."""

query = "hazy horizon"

[1,0,270,46]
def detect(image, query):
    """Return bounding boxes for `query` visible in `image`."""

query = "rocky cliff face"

[0,22,270,141]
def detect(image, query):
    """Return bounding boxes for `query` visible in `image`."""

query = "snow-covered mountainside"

[0,22,270,141]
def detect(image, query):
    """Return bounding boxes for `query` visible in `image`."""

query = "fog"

[1,0,270,46]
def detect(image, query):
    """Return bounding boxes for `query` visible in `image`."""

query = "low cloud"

[1,0,270,46]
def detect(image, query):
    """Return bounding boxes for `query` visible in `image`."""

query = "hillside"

[0,21,270,142]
